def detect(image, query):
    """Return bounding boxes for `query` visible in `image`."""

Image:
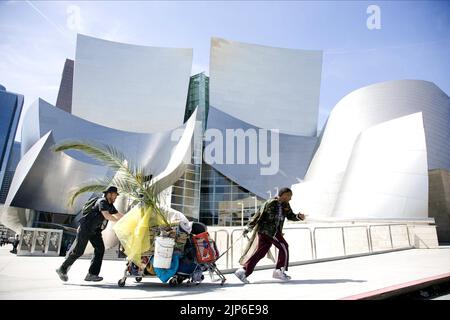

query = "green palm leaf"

[67,183,108,207]
[53,141,132,177]
[53,141,169,226]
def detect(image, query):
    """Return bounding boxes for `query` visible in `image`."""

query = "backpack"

[82,197,100,216]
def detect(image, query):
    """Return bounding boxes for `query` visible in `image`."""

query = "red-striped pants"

[243,231,289,277]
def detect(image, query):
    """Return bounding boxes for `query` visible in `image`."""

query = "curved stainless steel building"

[206,37,323,202]
[307,80,450,179]
[2,97,199,232]
[2,33,449,235]
[291,80,450,219]
[72,34,193,133]
[209,37,322,136]
[333,112,428,219]
[205,106,318,199]
[21,98,197,173]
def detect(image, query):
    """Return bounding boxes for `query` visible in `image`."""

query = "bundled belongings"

[192,231,220,264]
[114,206,226,287]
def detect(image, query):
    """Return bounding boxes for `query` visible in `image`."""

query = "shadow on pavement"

[61,278,367,299]
[63,280,235,299]
[251,279,367,285]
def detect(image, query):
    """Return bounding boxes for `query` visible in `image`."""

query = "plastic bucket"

[153,236,175,269]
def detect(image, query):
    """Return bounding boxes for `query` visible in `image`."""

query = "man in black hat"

[56,186,124,282]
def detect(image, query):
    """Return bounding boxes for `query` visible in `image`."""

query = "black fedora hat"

[103,186,119,195]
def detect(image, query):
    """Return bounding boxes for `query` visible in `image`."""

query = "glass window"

[0,93,17,165]
[184,181,196,190]
[184,197,195,206]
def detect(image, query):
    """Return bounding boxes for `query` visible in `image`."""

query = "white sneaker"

[281,267,291,280]
[234,268,250,284]
[273,268,291,281]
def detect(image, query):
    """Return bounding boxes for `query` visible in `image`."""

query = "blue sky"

[1,0,449,139]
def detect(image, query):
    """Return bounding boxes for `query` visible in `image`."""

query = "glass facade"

[0,142,21,203]
[170,123,203,221]
[0,88,23,203]
[170,73,207,220]
[174,73,266,225]
[0,92,18,167]
[200,163,265,226]
[184,72,209,132]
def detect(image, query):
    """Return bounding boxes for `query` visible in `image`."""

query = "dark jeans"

[243,232,289,277]
[60,224,105,276]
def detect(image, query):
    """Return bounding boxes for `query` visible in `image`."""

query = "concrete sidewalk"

[0,245,449,300]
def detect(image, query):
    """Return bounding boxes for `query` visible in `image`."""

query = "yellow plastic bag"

[113,205,167,267]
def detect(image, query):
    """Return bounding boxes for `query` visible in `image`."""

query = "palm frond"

[108,177,140,199]
[53,141,136,182]
[54,140,169,226]
[68,183,108,207]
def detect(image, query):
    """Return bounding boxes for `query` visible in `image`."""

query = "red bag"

[192,232,219,263]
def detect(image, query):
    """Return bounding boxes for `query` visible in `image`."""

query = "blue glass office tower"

[0,85,24,203]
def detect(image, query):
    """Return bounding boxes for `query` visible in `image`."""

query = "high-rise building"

[170,73,208,221]
[184,72,209,132]
[55,59,74,113]
[180,72,266,225]
[0,141,21,203]
[0,85,23,203]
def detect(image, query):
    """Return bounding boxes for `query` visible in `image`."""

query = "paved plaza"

[0,245,449,300]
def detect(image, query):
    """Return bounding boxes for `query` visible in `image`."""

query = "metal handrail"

[368,223,410,228]
[283,226,315,260]
[368,224,410,250]
[211,229,230,268]
[230,227,314,269]
[211,223,412,271]
[313,226,345,259]
[341,228,346,256]
[341,225,371,255]
[366,226,373,253]
[406,225,412,247]
[388,225,394,249]
[313,225,371,258]
[230,228,245,269]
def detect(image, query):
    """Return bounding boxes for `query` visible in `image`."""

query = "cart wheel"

[135,277,142,283]
[118,279,126,287]
[169,277,178,287]
[177,277,184,284]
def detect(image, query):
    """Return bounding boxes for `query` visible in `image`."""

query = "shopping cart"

[117,222,226,287]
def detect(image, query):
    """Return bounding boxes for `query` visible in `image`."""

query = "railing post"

[213,229,230,269]
[341,227,346,256]
[368,225,374,252]
[366,226,372,253]
[388,225,394,249]
[312,228,317,260]
[309,229,315,260]
[230,230,234,269]
[406,225,412,247]
[223,230,230,269]
[230,228,243,270]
